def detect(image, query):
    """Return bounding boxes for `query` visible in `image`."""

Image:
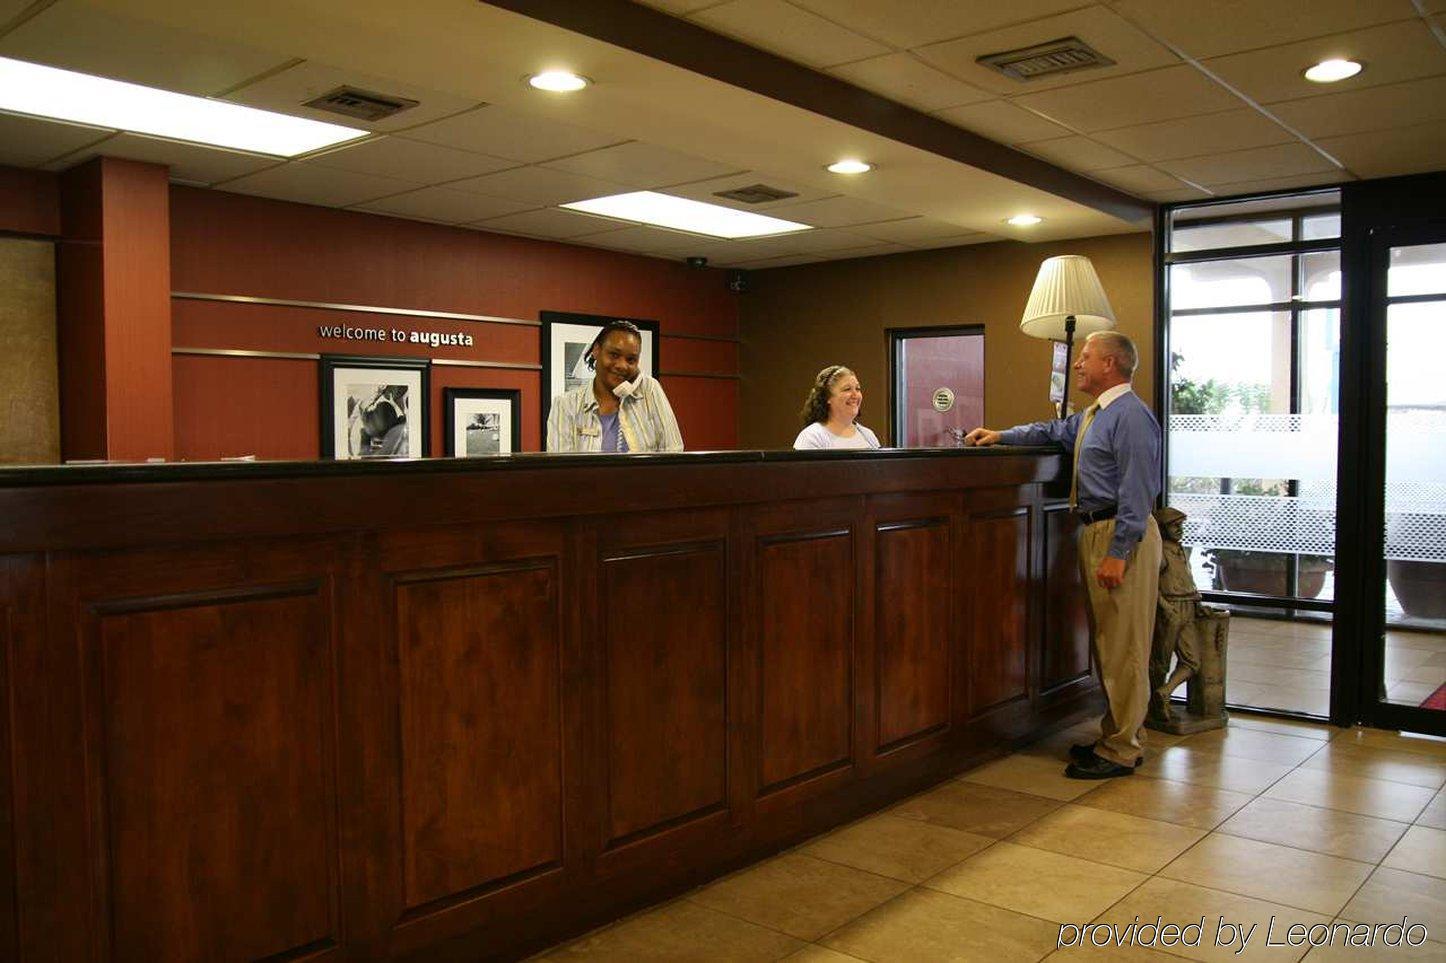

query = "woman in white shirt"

[793,364,882,450]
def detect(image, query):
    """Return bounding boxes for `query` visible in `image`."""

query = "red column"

[57,157,173,461]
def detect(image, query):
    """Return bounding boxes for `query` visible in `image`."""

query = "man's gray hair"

[1086,330,1138,377]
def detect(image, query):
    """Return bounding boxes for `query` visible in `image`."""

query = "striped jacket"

[545,374,685,453]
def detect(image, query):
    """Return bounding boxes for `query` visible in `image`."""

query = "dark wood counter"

[0,449,1096,962]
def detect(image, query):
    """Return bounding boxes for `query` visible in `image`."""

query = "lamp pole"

[1058,314,1076,420]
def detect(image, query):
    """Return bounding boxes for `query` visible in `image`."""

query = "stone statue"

[1147,507,1230,734]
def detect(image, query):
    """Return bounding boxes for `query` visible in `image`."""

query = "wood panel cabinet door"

[961,503,1033,717]
[1041,505,1092,694]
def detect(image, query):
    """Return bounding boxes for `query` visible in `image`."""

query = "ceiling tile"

[542,141,741,188]
[1158,142,1340,186]
[914,5,1181,96]
[353,186,533,224]
[0,2,289,96]
[72,133,280,185]
[580,226,721,258]
[1093,109,1296,162]
[1206,172,1351,200]
[1013,65,1242,132]
[933,100,1072,144]
[400,105,623,164]
[849,216,983,244]
[1203,19,1446,106]
[828,53,993,111]
[474,208,624,239]
[1110,0,1420,59]
[1144,186,1214,203]
[1316,121,1446,179]
[305,136,515,183]
[1269,75,1446,140]
[690,0,890,68]
[662,171,835,210]
[634,0,724,13]
[225,61,477,132]
[1091,164,1193,192]
[1018,135,1137,171]
[448,166,629,206]
[903,232,994,250]
[0,113,112,168]
[219,163,418,207]
[790,0,1089,49]
[768,194,913,227]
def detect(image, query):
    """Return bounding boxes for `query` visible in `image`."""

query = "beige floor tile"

[1096,877,1330,963]
[1217,796,1410,862]
[689,853,908,941]
[1229,663,1332,691]
[1387,682,1441,705]
[1341,866,1446,937]
[889,779,1062,838]
[1332,727,1446,759]
[1302,937,1446,962]
[1265,768,1437,823]
[1243,688,1330,717]
[541,899,806,961]
[1418,790,1446,830]
[1159,833,1373,915]
[1047,943,1207,962]
[801,813,992,883]
[1299,743,1446,790]
[1226,714,1335,741]
[1009,804,1205,873]
[1139,745,1293,794]
[1382,825,1446,880]
[1388,663,1446,687]
[1177,728,1324,766]
[783,947,865,962]
[1386,629,1446,651]
[959,753,1103,802]
[1076,775,1254,831]
[923,839,1145,923]
[821,888,1060,963]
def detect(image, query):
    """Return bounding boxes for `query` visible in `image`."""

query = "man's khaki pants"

[1078,516,1162,767]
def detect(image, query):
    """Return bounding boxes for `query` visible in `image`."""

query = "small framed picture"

[540,310,659,435]
[319,355,429,459]
[444,388,521,457]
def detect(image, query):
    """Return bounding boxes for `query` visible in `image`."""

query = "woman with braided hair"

[793,364,881,450]
[546,319,684,453]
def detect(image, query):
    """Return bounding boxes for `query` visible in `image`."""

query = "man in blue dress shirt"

[965,331,1162,779]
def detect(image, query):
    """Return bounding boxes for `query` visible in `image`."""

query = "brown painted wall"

[737,232,1155,448]
[0,238,59,463]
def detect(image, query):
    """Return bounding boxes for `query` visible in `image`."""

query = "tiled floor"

[537,715,1446,962]
[1227,617,1446,717]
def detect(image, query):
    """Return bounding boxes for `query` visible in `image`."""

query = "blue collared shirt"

[998,385,1161,559]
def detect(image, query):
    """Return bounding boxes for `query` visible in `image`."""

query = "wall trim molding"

[173,347,543,371]
[172,291,539,326]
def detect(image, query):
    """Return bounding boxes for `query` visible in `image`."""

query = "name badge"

[579,425,600,437]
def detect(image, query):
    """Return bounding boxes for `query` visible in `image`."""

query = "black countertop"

[0,446,1063,487]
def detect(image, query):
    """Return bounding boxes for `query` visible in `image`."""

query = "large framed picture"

[444,387,521,457]
[320,355,429,459]
[540,310,659,434]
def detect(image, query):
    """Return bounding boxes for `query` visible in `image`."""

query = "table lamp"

[1020,255,1116,418]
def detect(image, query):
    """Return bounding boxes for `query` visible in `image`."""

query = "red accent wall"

[168,187,739,459]
[0,165,59,237]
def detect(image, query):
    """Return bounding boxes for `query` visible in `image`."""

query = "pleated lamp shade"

[1019,255,1116,341]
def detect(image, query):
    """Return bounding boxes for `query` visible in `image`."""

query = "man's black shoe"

[1070,743,1142,767]
[1065,751,1135,780]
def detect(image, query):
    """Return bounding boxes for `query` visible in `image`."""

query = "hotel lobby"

[0,1,1444,960]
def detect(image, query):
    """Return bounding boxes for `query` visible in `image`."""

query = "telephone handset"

[612,372,645,399]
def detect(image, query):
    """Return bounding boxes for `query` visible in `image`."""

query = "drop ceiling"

[0,0,1441,269]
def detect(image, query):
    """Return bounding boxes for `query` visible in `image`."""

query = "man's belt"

[1077,504,1118,524]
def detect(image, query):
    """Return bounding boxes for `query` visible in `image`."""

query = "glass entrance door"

[1362,232,1446,736]
[889,326,984,447]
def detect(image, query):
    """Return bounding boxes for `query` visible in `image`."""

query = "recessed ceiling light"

[0,55,366,156]
[826,159,872,174]
[1007,214,1044,226]
[1303,59,1362,83]
[560,191,812,239]
[528,70,590,92]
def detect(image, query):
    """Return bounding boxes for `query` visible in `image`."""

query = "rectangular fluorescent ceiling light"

[561,191,812,239]
[0,56,367,156]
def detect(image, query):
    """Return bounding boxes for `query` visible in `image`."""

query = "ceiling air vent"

[976,37,1116,82]
[303,86,420,122]
[712,183,799,204]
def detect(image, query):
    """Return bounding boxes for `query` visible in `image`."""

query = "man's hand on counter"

[962,428,1001,447]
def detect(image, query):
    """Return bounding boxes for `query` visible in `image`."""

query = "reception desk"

[0,448,1096,962]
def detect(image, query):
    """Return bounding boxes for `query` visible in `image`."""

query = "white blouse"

[792,422,881,450]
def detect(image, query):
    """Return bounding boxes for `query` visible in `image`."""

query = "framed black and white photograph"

[540,310,659,432]
[444,387,521,457]
[320,355,429,459]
